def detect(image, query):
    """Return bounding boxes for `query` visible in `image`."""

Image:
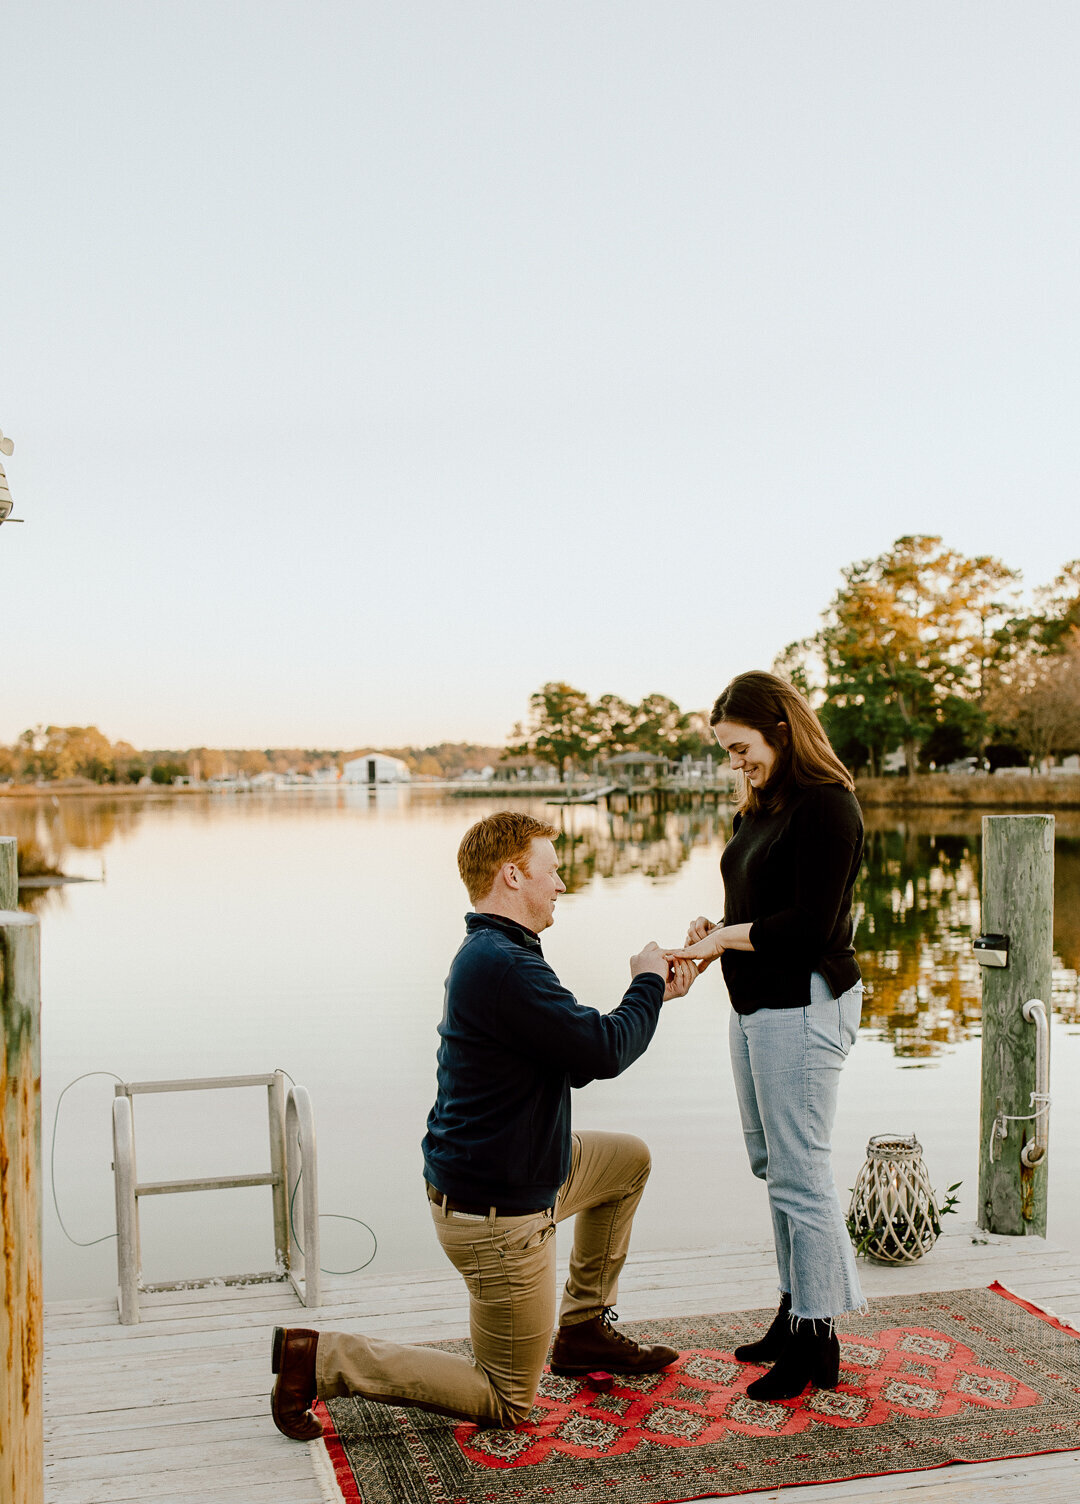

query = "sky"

[3,1,1080,749]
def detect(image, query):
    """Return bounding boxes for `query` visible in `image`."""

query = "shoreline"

[0,782,207,799]
[855,772,1080,809]
[4,771,1080,810]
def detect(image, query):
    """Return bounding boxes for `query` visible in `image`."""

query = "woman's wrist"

[710,922,755,953]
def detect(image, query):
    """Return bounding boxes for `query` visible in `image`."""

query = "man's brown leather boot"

[271,1326,324,1440]
[550,1309,679,1376]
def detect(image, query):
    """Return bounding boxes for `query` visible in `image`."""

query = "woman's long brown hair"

[710,670,854,815]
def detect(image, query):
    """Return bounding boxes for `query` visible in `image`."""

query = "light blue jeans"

[728,972,865,1321]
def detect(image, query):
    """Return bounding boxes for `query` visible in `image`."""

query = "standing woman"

[667,670,865,1403]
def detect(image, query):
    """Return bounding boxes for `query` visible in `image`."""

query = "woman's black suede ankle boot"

[745,1317,840,1402]
[734,1292,792,1363]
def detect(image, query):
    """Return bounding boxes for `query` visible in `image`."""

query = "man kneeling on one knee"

[272,810,696,1436]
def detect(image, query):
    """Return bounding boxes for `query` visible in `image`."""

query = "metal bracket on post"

[986,1000,1051,1168]
[1020,999,1051,1168]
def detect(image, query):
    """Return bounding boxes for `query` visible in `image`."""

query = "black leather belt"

[426,1182,551,1218]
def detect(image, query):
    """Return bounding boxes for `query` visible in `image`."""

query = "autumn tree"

[15,725,119,782]
[984,630,1080,769]
[233,748,271,776]
[815,537,1012,776]
[190,747,228,779]
[1028,559,1080,651]
[952,554,1022,708]
[110,740,146,784]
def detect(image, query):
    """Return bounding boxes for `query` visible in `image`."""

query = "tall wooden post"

[978,814,1054,1237]
[2,892,44,1504]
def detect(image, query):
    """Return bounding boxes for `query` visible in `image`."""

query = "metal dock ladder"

[111,1070,320,1324]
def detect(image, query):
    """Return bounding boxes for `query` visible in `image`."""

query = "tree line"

[0,729,508,786]
[505,538,1080,780]
[504,686,711,779]
[0,729,347,786]
[6,538,1077,788]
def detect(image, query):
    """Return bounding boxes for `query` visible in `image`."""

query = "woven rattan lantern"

[847,1134,941,1265]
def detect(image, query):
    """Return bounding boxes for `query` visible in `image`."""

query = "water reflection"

[856,811,1080,1050]
[0,796,135,911]
[552,802,1080,1055]
[856,823,983,1059]
[551,800,722,890]
[3,792,1078,1054]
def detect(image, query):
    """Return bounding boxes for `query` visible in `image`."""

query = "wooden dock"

[43,1223,1080,1503]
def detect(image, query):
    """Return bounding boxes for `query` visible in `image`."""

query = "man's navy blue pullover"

[421,912,666,1212]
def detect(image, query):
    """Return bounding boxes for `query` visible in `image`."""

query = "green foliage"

[505,682,597,778]
[632,694,697,758]
[150,760,187,785]
[505,684,710,775]
[846,1181,961,1260]
[590,694,637,758]
[919,696,989,770]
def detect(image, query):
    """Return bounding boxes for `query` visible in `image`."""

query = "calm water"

[5,789,1079,1301]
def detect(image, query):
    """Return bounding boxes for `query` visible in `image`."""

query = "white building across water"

[342,752,412,784]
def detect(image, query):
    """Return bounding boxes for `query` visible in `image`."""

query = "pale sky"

[3,2,1079,748]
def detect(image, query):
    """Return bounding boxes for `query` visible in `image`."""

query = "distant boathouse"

[342,752,412,785]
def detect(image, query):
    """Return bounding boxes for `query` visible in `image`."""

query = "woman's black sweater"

[719,781,864,1013]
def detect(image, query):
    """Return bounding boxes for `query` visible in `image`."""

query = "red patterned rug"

[312,1284,1080,1503]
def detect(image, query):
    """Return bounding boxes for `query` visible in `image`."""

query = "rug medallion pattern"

[319,1286,1080,1503]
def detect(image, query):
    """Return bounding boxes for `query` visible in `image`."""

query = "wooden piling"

[1,903,43,1504]
[0,837,16,910]
[977,814,1054,1237]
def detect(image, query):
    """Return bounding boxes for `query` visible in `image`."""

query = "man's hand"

[630,941,668,983]
[663,956,697,1001]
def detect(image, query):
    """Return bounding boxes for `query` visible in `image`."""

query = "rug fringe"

[311,1436,344,1504]
[990,1279,1080,1333]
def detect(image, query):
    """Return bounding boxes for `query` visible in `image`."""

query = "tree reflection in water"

[552,799,721,892]
[856,820,983,1060]
[3,793,1077,1051]
[550,801,1080,1060]
[0,796,138,912]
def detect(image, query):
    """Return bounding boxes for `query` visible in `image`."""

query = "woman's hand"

[665,928,724,968]
[669,916,723,972]
[663,956,698,1001]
